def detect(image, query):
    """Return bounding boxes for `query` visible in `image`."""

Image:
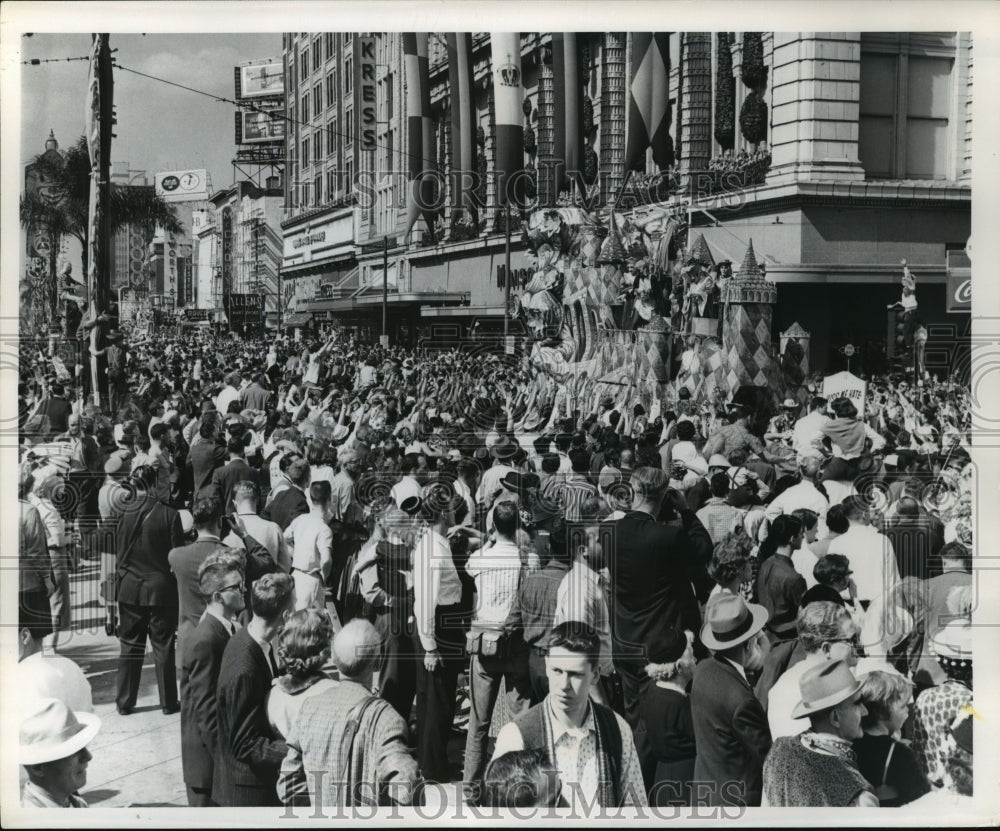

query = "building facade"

[278,31,971,370]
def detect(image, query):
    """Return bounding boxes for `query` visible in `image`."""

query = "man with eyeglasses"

[766,601,861,740]
[179,551,245,806]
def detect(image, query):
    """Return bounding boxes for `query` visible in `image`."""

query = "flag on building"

[551,33,584,195]
[625,33,674,171]
[447,33,478,221]
[403,32,435,236]
[490,32,524,206]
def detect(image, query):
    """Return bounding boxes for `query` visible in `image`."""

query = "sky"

[20,32,282,195]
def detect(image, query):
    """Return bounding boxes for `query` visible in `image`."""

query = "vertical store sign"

[222,207,233,300]
[358,35,377,151]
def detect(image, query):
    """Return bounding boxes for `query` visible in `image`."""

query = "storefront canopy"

[282,311,313,328]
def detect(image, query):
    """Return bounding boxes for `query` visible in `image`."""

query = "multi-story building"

[279,31,970,370]
[108,162,151,293]
[208,180,284,334]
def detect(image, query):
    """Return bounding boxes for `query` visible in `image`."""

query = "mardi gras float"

[509,203,810,425]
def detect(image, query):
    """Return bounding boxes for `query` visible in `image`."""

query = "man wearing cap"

[762,659,875,806]
[685,453,731,513]
[20,698,101,808]
[765,399,800,444]
[703,406,764,463]
[476,435,520,511]
[690,594,773,807]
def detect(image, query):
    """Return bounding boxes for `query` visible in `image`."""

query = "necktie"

[266,646,279,677]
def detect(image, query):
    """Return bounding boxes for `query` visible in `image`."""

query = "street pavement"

[52,559,470,810]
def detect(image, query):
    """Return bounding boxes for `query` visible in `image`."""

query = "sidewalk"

[56,567,466,811]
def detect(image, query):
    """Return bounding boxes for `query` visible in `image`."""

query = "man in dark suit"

[214,572,295,807]
[180,551,245,806]
[882,495,945,579]
[168,496,276,662]
[114,464,185,715]
[187,416,226,501]
[262,456,309,532]
[606,467,709,730]
[691,594,773,807]
[211,435,255,516]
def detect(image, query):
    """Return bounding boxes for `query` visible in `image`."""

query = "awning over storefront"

[309,291,469,314]
[282,311,313,328]
[421,304,505,317]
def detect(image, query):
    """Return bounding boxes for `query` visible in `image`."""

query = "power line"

[21,56,90,65]
[113,60,442,171]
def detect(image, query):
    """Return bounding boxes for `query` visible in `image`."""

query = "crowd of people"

[16,324,976,813]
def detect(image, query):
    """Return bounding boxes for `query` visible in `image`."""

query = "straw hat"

[20,699,101,766]
[791,658,863,719]
[699,594,769,651]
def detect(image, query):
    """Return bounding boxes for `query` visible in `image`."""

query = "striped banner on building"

[625,32,674,171]
[447,32,478,220]
[551,33,584,195]
[403,32,435,236]
[489,31,524,206]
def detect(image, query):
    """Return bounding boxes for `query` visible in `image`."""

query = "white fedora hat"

[20,698,101,766]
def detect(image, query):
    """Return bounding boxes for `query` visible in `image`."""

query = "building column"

[538,40,555,207]
[681,32,712,178]
[768,32,865,183]
[599,32,626,204]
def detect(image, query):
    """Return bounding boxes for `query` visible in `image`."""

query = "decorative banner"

[403,32,435,235]
[85,35,103,402]
[237,60,284,99]
[626,33,674,171]
[490,31,525,206]
[358,35,377,151]
[447,33,477,218]
[823,370,867,415]
[551,33,584,194]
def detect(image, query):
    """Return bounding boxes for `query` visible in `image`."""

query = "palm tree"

[20,134,184,322]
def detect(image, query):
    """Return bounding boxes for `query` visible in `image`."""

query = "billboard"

[155,169,210,202]
[240,108,286,144]
[237,60,284,99]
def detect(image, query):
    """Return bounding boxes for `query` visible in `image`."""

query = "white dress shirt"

[413,527,463,651]
[466,538,522,630]
[828,524,899,605]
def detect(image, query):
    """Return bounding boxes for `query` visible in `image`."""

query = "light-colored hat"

[331,424,350,442]
[930,620,973,663]
[792,658,862,719]
[781,398,799,409]
[699,594,769,651]
[104,454,126,477]
[20,698,101,766]
[708,453,731,470]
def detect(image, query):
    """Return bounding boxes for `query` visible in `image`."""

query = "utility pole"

[381,235,389,347]
[503,203,511,342]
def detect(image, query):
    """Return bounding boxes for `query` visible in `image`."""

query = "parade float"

[510,203,810,426]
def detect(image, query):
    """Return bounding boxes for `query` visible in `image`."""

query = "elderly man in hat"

[20,698,101,807]
[762,659,876,806]
[476,435,520,512]
[690,594,773,807]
